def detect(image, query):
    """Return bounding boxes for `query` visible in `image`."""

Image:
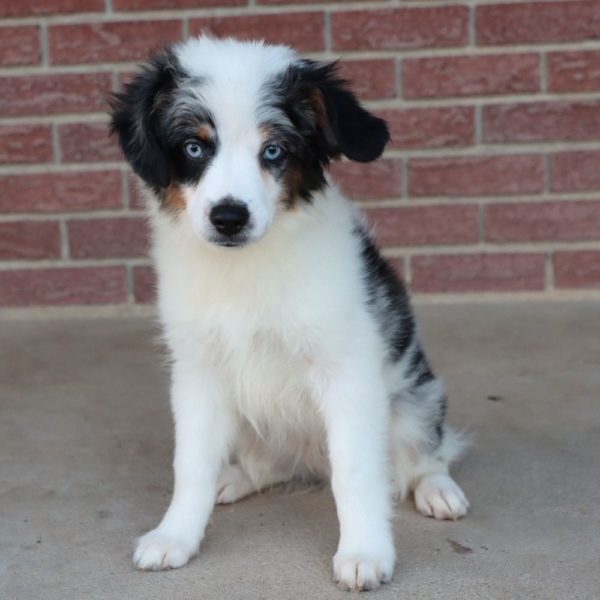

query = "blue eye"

[184,141,204,160]
[262,144,285,162]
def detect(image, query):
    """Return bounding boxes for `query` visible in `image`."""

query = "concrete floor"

[1,302,599,600]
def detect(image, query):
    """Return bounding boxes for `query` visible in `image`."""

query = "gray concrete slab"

[1,302,599,600]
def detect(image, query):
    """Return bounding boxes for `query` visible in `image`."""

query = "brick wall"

[1,0,600,308]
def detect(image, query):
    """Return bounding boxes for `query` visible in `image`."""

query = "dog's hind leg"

[389,346,469,521]
[215,458,298,504]
[216,433,300,504]
[216,463,256,504]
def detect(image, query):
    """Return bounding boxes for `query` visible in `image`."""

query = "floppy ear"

[293,61,390,163]
[109,50,180,188]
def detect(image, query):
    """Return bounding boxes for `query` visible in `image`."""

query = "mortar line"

[467,3,475,48]
[121,169,131,209]
[395,57,403,99]
[545,251,555,291]
[400,157,409,199]
[39,22,49,68]
[51,123,61,165]
[539,51,548,94]
[543,154,551,193]
[59,219,70,260]
[477,203,485,243]
[474,104,483,145]
[125,263,134,304]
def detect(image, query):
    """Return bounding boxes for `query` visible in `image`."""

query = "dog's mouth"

[208,233,252,249]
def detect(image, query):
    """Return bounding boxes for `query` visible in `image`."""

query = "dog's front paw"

[414,474,469,521]
[133,529,197,570]
[333,548,395,592]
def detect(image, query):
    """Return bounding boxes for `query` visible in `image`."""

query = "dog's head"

[110,36,389,248]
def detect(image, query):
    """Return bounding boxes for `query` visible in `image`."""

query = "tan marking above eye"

[196,124,215,143]
[258,124,273,142]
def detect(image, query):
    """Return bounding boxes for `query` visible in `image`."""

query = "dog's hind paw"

[414,474,469,521]
[216,463,255,504]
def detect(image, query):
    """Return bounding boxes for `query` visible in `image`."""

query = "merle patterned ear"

[296,60,390,163]
[109,49,180,188]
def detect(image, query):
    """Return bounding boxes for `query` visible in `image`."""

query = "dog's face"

[111,37,389,248]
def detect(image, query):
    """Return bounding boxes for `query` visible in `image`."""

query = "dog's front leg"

[134,363,234,570]
[320,358,396,591]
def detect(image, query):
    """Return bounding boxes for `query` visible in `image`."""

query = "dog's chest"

[213,325,325,436]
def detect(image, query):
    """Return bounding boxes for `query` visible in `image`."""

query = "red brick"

[116,71,136,91]
[548,50,600,93]
[411,253,546,293]
[380,107,474,150]
[258,0,365,4]
[59,123,122,163]
[483,101,600,143]
[128,172,145,209]
[330,159,402,200]
[409,155,544,197]
[68,217,148,259]
[0,267,126,307]
[403,54,539,99]
[332,6,468,51]
[485,201,600,243]
[551,151,600,193]
[0,73,112,117]
[0,125,53,165]
[0,0,103,17]
[114,0,243,8]
[477,1,600,46]
[0,222,61,260]
[338,59,396,100]
[365,205,478,247]
[49,21,182,65]
[0,171,122,214]
[554,251,600,289]
[133,265,156,304]
[0,26,40,67]
[190,13,325,52]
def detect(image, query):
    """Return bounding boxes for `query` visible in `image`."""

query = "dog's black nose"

[209,201,250,237]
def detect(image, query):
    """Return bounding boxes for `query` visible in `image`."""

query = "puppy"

[110,35,468,592]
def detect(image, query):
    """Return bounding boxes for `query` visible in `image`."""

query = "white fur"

[132,37,467,591]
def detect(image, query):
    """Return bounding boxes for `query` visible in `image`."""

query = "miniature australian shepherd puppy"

[110,35,469,592]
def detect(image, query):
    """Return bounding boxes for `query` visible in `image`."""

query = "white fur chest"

[152,187,369,441]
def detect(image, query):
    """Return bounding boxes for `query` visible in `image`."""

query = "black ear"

[109,49,180,188]
[294,61,390,163]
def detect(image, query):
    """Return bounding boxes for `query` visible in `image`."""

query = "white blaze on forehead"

[176,36,297,83]
[176,36,297,129]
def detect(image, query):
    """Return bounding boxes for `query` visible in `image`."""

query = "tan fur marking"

[258,124,271,142]
[196,124,214,143]
[281,162,304,210]
[165,184,186,213]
